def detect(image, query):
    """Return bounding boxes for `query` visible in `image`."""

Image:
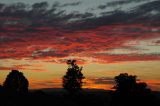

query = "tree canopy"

[63,60,85,93]
[114,73,151,93]
[3,70,29,93]
[112,73,154,106]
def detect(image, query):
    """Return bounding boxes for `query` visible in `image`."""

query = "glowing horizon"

[0,60,160,91]
[0,0,160,91]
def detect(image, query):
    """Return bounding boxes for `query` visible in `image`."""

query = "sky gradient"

[0,0,160,91]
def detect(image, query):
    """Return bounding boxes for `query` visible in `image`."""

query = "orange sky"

[0,1,160,91]
[0,60,160,91]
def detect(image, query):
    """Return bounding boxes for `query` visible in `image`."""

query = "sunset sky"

[0,0,160,91]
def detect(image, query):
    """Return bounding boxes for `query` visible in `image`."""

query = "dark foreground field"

[0,88,160,106]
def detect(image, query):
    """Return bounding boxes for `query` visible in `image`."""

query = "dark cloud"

[61,1,82,7]
[132,0,160,21]
[92,53,160,63]
[0,1,160,32]
[154,40,160,45]
[32,2,48,10]
[98,0,148,9]
[30,79,61,88]
[107,0,146,6]
[0,1,94,32]
[0,36,25,42]
[0,64,31,70]
[69,0,160,30]
[67,10,128,30]
[88,77,114,85]
[0,1,160,62]
[57,58,88,64]
[0,2,64,30]
[32,48,68,58]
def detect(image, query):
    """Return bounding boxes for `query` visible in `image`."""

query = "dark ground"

[0,88,160,106]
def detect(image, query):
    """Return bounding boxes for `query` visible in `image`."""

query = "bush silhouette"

[114,73,137,92]
[3,70,29,93]
[111,73,154,106]
[63,60,85,93]
[114,73,151,93]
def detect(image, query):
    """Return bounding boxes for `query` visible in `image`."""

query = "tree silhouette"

[111,73,154,106]
[114,73,137,93]
[3,70,29,93]
[63,60,85,93]
[114,73,151,93]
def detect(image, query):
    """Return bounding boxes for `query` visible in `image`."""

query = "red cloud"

[0,65,29,70]
[0,23,160,63]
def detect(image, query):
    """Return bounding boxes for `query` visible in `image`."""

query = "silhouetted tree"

[114,73,151,93]
[111,73,154,106]
[114,73,137,93]
[3,70,29,93]
[63,60,85,93]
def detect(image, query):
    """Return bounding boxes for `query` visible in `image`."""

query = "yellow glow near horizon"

[0,59,160,91]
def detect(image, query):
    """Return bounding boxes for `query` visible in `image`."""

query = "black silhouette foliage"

[111,73,154,106]
[114,73,137,92]
[63,60,85,93]
[3,70,29,93]
[114,73,152,93]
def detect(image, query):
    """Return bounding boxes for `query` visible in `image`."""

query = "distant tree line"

[0,60,156,106]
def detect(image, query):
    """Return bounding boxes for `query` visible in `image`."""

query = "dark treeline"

[0,60,160,106]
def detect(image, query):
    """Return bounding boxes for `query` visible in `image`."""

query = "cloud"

[87,77,114,85]
[153,40,160,45]
[61,1,82,7]
[0,36,25,42]
[0,1,160,63]
[32,48,68,58]
[0,1,91,32]
[83,77,115,90]
[0,2,65,30]
[71,0,160,30]
[98,0,148,9]
[142,79,160,91]
[0,1,160,31]
[92,54,160,63]
[0,64,30,70]
[29,79,62,89]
